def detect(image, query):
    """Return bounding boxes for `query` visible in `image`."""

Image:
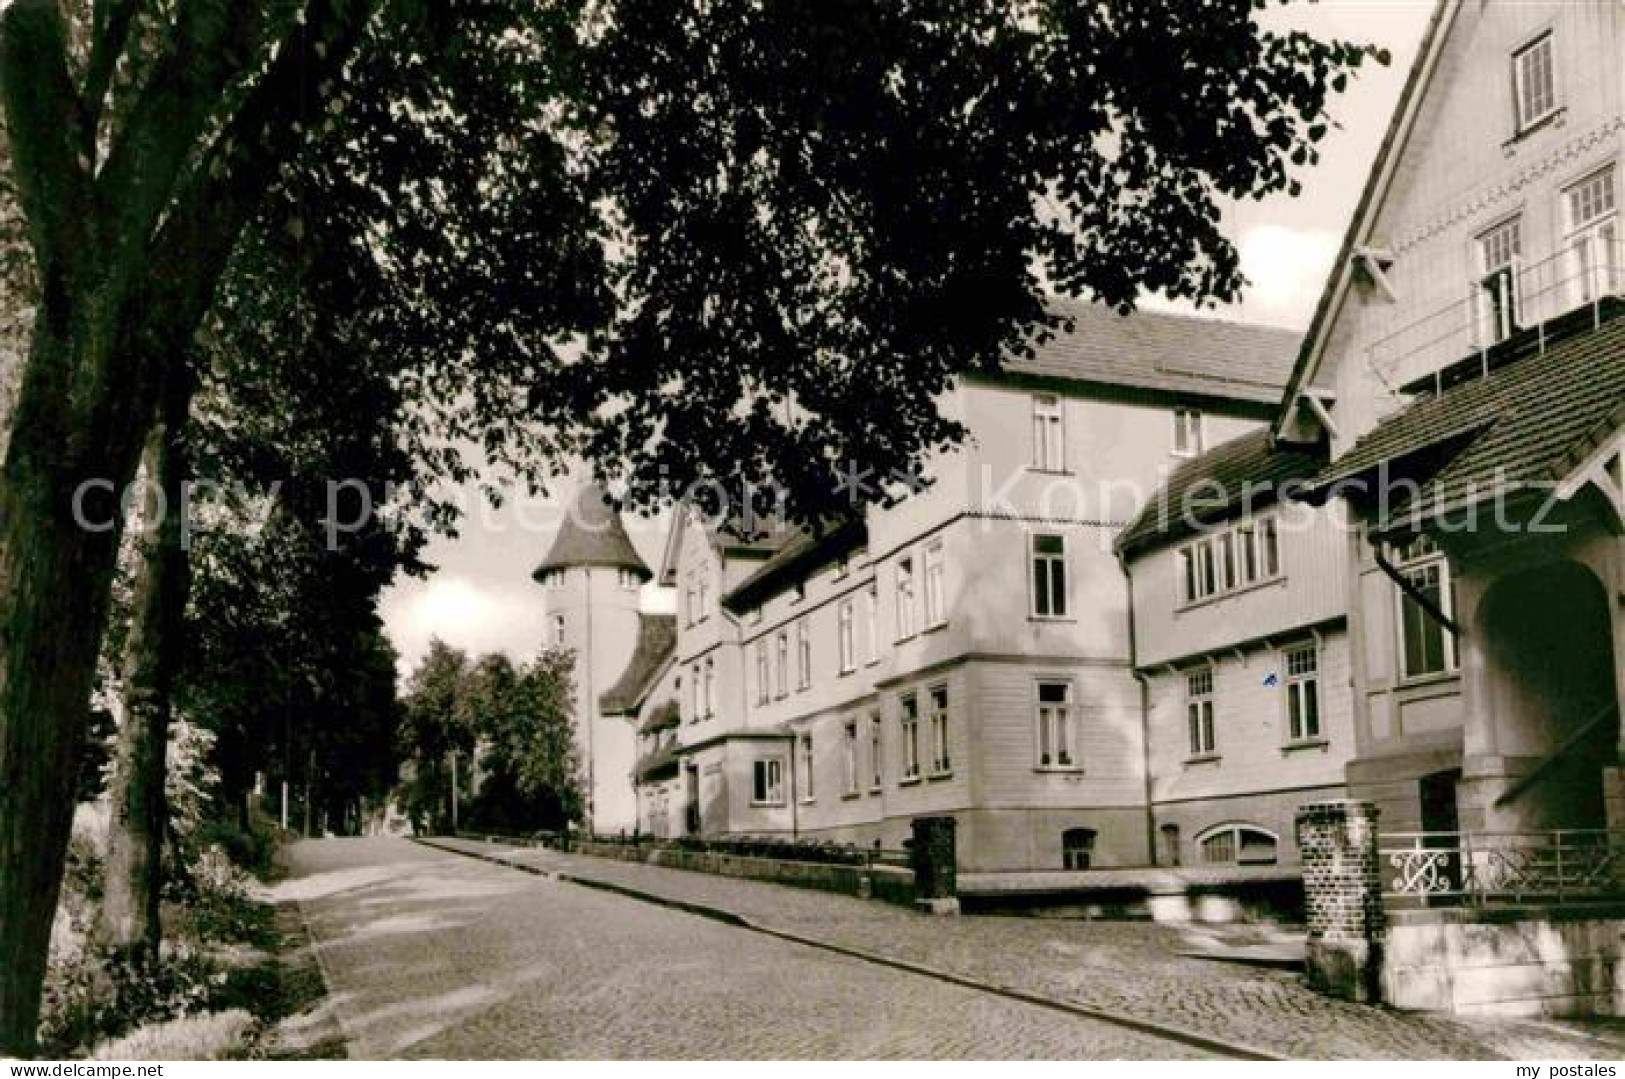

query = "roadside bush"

[90,1009,256,1061]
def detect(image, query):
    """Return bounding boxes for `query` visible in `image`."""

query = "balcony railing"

[1382,829,1625,908]
[1364,236,1625,397]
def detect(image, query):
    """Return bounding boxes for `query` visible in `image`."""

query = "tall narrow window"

[796,617,811,690]
[1477,216,1523,344]
[1260,517,1280,578]
[1186,668,1216,757]
[1032,533,1068,617]
[775,630,789,698]
[868,710,883,791]
[1173,408,1204,457]
[683,575,696,626]
[922,541,947,628]
[1512,32,1555,133]
[863,580,879,664]
[550,614,566,647]
[1566,167,1618,304]
[799,733,815,802]
[696,569,709,621]
[1395,537,1457,678]
[1032,394,1065,471]
[928,684,951,775]
[1036,681,1077,769]
[900,693,920,780]
[702,656,715,717]
[895,556,916,639]
[1284,644,1321,742]
[837,598,856,673]
[755,640,769,705]
[690,663,701,719]
[843,720,859,796]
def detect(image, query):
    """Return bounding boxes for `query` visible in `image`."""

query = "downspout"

[1117,546,1158,866]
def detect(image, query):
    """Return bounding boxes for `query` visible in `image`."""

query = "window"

[1284,644,1321,742]
[837,598,856,673]
[1199,824,1278,866]
[550,613,566,647]
[796,617,811,690]
[1180,517,1280,604]
[1512,32,1556,133]
[1158,823,1182,867]
[799,733,815,802]
[1476,216,1523,345]
[1062,827,1096,871]
[895,556,916,639]
[843,721,859,796]
[1032,393,1065,471]
[928,684,951,775]
[922,541,946,628]
[690,663,701,719]
[1566,167,1618,304]
[775,630,789,698]
[1031,533,1068,618]
[683,575,696,626]
[538,568,565,588]
[696,570,709,621]
[1395,537,1457,678]
[1186,668,1216,757]
[864,581,880,664]
[1036,681,1077,770]
[869,711,883,790]
[755,640,769,705]
[900,693,921,780]
[702,656,715,717]
[752,758,785,805]
[617,567,640,589]
[749,606,763,626]
[1173,408,1204,457]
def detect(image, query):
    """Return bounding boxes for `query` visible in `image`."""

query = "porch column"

[1296,799,1385,1003]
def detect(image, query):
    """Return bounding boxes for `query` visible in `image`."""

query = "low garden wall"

[576,840,917,908]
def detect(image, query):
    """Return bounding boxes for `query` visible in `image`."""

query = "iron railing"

[1381,829,1625,907]
[1365,237,1625,396]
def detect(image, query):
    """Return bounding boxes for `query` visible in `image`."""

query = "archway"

[1477,560,1618,830]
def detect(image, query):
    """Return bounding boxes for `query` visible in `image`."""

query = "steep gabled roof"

[1303,313,1625,529]
[1116,429,1326,557]
[533,483,651,581]
[1274,0,1458,441]
[1001,298,1300,405]
[722,518,867,612]
[599,613,678,715]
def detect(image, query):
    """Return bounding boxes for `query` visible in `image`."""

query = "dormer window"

[1172,408,1204,457]
[617,567,641,589]
[537,569,566,588]
[1512,32,1556,134]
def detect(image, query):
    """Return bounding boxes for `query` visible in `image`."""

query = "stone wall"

[1386,909,1625,1017]
[576,841,917,907]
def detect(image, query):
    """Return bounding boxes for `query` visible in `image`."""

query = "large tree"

[0,0,1375,1052]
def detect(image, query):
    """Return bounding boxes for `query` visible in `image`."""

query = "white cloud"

[1236,224,1340,329]
[381,575,543,680]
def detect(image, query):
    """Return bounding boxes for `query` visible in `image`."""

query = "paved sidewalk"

[428,837,1625,1061]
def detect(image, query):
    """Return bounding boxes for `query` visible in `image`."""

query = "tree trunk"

[98,379,191,959]
[0,327,146,1057]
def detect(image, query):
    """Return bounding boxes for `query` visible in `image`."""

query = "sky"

[379,1,1438,681]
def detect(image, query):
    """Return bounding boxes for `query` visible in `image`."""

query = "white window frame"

[1032,393,1066,472]
[837,597,856,673]
[1179,517,1281,605]
[550,613,566,647]
[796,617,811,690]
[1061,827,1096,871]
[1283,643,1321,743]
[863,580,880,665]
[843,720,859,796]
[695,569,710,622]
[752,757,785,806]
[775,630,789,699]
[927,683,951,776]
[895,556,917,640]
[702,656,715,718]
[1031,533,1069,618]
[799,732,815,803]
[868,710,883,792]
[1512,31,1556,134]
[1197,823,1279,866]
[1035,679,1079,771]
[1393,537,1458,680]
[1172,407,1204,458]
[1186,667,1216,758]
[617,567,640,590]
[1565,166,1618,305]
[900,692,921,781]
[922,540,947,628]
[755,640,769,706]
[1475,215,1524,346]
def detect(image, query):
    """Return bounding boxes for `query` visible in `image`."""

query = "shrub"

[90,1008,256,1061]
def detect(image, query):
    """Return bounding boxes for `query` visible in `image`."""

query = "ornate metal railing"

[1382,829,1625,908]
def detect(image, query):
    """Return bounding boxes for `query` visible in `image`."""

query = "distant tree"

[398,641,474,834]
[468,650,582,834]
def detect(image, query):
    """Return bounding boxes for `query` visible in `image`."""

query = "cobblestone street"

[423,837,1625,1060]
[279,838,1215,1059]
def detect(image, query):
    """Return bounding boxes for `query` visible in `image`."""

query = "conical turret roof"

[532,483,651,582]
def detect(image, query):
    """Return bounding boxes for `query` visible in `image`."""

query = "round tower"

[532,483,650,834]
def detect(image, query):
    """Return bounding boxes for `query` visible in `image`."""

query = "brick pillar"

[910,816,959,915]
[1296,799,1384,1003]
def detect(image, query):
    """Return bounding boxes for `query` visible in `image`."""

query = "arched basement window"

[1062,827,1097,870]
[1197,824,1278,866]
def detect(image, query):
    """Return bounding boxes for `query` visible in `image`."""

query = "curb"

[414,837,1280,1061]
